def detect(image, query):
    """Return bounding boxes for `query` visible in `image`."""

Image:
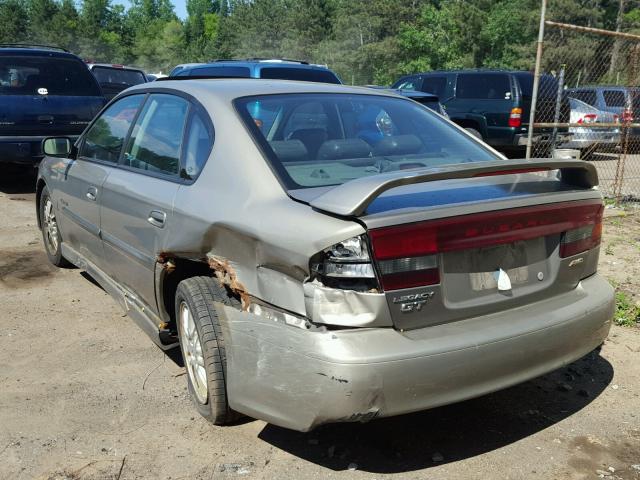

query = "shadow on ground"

[259,349,613,473]
[0,166,37,195]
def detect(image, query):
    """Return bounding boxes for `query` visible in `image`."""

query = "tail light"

[310,235,378,290]
[577,114,598,124]
[508,107,522,128]
[560,222,603,258]
[622,108,633,123]
[369,200,603,291]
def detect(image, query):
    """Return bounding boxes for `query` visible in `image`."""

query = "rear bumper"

[0,135,78,164]
[222,274,614,431]
[561,131,620,150]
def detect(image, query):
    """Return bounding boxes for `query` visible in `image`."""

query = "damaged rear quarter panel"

[161,90,372,318]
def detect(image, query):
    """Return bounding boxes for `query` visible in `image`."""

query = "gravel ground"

[0,170,639,480]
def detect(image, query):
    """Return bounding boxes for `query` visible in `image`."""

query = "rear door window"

[456,74,511,100]
[123,94,189,176]
[568,90,597,106]
[603,90,626,107]
[79,94,145,163]
[421,76,447,97]
[0,55,101,96]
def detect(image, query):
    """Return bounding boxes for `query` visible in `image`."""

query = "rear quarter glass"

[235,93,500,190]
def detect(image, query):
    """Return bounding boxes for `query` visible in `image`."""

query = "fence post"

[551,64,565,147]
[526,0,547,159]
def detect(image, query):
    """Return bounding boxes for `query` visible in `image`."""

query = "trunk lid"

[299,160,602,330]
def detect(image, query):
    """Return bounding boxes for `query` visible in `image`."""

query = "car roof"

[87,63,145,72]
[128,78,402,101]
[188,60,333,71]
[0,46,81,60]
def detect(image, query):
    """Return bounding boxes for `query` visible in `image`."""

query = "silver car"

[37,79,614,432]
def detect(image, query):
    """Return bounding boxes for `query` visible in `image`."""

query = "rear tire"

[175,276,241,425]
[39,186,72,268]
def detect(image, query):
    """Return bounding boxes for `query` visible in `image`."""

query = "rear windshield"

[236,93,499,189]
[603,90,626,107]
[92,66,146,87]
[0,56,101,96]
[259,67,341,84]
[514,73,560,98]
[567,90,597,106]
[179,66,250,77]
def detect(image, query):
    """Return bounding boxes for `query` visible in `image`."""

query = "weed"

[614,291,640,327]
[605,244,614,255]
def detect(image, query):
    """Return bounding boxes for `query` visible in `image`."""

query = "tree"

[0,0,29,43]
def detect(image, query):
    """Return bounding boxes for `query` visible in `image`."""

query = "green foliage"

[3,0,631,81]
[614,290,640,327]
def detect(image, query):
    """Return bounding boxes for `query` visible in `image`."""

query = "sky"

[113,0,188,20]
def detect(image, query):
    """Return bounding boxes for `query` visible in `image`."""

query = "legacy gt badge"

[393,291,435,313]
[37,87,48,95]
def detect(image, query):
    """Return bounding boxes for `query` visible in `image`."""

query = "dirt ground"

[1,170,639,480]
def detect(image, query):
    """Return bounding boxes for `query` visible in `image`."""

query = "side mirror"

[42,137,72,157]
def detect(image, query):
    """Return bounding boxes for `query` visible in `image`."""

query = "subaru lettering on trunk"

[37,79,614,432]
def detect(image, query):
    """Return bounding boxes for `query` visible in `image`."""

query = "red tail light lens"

[623,109,633,123]
[508,107,522,128]
[560,222,602,257]
[577,114,598,124]
[369,200,603,291]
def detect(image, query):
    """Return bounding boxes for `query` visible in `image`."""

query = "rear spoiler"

[309,159,598,217]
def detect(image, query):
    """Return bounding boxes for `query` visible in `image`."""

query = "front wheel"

[39,186,72,267]
[175,276,240,425]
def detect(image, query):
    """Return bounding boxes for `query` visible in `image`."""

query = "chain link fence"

[529,19,640,201]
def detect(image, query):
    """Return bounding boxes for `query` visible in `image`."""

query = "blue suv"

[0,44,105,167]
[169,58,342,84]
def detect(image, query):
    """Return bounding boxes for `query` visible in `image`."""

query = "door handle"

[147,210,166,228]
[86,186,98,201]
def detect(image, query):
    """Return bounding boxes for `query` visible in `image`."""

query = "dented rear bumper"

[219,274,613,432]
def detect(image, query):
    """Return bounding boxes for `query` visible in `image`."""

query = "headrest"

[372,134,423,156]
[317,138,371,160]
[269,140,309,162]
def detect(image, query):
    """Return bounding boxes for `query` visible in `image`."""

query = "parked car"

[168,63,205,77]
[0,44,105,167]
[392,69,570,155]
[170,58,342,84]
[37,79,613,432]
[563,86,640,156]
[87,63,148,100]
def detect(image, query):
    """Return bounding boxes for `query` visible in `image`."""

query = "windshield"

[92,66,146,86]
[236,93,499,189]
[0,56,101,96]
